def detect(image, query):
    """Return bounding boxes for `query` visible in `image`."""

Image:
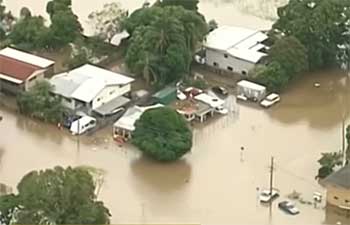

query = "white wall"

[206,48,255,75]
[24,71,45,91]
[92,84,131,109]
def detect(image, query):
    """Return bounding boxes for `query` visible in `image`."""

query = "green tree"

[19,7,32,19]
[124,6,206,86]
[273,0,350,69]
[46,0,82,48]
[254,62,289,92]
[9,15,50,50]
[17,81,63,123]
[132,107,193,162]
[208,19,218,32]
[267,36,308,78]
[0,166,111,224]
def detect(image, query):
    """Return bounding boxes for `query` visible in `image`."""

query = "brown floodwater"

[1,70,350,225]
[1,1,350,224]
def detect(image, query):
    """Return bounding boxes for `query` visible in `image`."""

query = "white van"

[70,116,97,135]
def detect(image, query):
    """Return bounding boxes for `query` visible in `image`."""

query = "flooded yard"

[1,70,350,224]
[1,0,350,224]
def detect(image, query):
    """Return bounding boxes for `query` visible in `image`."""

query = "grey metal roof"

[50,72,89,98]
[323,165,350,189]
[93,96,130,116]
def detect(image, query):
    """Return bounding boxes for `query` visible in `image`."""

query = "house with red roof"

[0,47,54,94]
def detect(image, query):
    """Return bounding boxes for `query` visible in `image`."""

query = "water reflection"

[15,115,64,145]
[130,157,191,192]
[200,0,288,20]
[267,70,349,129]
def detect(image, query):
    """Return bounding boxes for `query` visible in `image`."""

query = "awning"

[93,96,130,116]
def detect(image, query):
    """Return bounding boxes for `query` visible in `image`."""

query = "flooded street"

[1,70,350,224]
[1,0,350,224]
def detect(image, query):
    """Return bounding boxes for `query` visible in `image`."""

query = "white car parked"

[215,105,228,114]
[177,90,187,100]
[259,189,280,203]
[260,93,280,108]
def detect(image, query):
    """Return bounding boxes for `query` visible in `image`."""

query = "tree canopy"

[124,6,207,86]
[88,2,127,42]
[17,81,63,123]
[132,107,193,162]
[47,0,82,48]
[9,15,50,50]
[0,166,111,224]
[266,36,309,78]
[254,62,289,92]
[273,0,350,69]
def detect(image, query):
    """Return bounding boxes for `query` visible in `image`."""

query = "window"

[227,66,233,71]
[213,62,218,67]
[334,196,339,200]
[97,98,101,102]
[224,54,228,58]
[242,70,247,75]
[345,200,349,203]
[109,90,115,95]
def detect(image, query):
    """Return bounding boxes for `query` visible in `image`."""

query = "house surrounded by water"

[203,26,269,75]
[50,64,134,116]
[0,47,54,94]
[321,165,350,210]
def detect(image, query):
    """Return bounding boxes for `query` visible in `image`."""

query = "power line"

[274,163,321,189]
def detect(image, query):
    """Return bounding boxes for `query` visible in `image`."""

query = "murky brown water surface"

[1,1,350,224]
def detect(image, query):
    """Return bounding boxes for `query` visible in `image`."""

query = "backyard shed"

[152,86,177,105]
[237,80,266,101]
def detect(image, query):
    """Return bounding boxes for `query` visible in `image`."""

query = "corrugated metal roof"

[0,47,54,68]
[205,26,258,51]
[204,26,268,63]
[237,80,266,91]
[50,64,134,103]
[323,165,350,189]
[113,104,163,131]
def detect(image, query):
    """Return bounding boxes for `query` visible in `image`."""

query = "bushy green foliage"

[8,0,82,50]
[17,81,63,123]
[9,16,50,50]
[267,36,308,78]
[132,107,193,162]
[273,0,350,69]
[252,36,308,91]
[124,6,207,86]
[254,62,288,92]
[0,166,111,224]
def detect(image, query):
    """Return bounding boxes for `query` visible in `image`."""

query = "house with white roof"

[113,104,163,139]
[0,47,54,94]
[204,26,268,75]
[50,64,134,116]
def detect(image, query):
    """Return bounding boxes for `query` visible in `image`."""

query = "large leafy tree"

[266,36,309,79]
[132,107,193,162]
[46,0,82,48]
[273,0,350,69]
[0,167,111,224]
[9,15,50,50]
[88,3,127,42]
[17,81,63,123]
[254,62,289,92]
[124,6,207,86]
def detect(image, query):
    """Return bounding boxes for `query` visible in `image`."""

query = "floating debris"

[287,190,301,200]
[314,83,320,87]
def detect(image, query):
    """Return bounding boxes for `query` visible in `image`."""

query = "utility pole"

[269,156,274,195]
